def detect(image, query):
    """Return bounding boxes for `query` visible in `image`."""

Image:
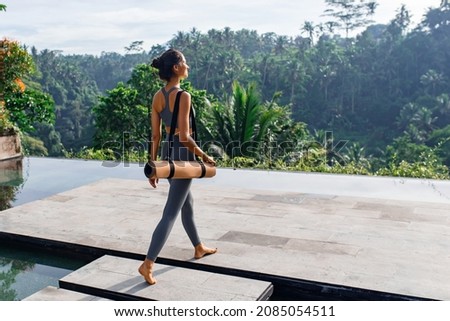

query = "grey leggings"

[146,137,201,261]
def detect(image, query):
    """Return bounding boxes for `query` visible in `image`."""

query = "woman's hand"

[202,153,216,166]
[149,177,159,188]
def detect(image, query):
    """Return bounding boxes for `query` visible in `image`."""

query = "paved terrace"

[1,157,450,300]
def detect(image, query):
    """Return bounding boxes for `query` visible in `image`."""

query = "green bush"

[66,147,118,161]
[65,146,449,180]
[375,160,449,179]
[21,134,48,156]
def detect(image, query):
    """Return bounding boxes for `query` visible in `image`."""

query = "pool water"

[0,243,87,301]
[8,156,146,207]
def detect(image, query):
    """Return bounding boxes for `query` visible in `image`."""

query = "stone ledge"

[0,133,22,161]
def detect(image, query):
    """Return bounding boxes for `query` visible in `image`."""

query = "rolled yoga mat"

[144,160,216,179]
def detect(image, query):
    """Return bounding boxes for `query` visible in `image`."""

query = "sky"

[0,0,442,55]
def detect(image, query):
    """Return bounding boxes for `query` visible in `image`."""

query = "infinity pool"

[8,156,146,207]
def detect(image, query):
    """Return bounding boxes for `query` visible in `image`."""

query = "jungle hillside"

[2,1,450,179]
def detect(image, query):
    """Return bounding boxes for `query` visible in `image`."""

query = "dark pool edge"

[0,232,435,301]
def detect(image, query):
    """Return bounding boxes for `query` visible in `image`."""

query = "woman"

[139,49,217,285]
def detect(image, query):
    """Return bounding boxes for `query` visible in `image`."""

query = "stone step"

[22,286,109,301]
[59,255,273,301]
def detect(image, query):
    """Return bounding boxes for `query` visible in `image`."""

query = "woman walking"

[139,49,217,285]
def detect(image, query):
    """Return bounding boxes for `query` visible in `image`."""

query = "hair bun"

[151,57,161,69]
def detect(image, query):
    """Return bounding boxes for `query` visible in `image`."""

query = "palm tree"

[274,36,288,55]
[397,102,420,131]
[344,142,370,166]
[301,21,316,47]
[313,39,344,103]
[171,31,191,50]
[232,81,260,147]
[323,0,379,38]
[261,32,276,52]
[415,107,437,134]
[395,5,411,36]
[420,69,445,96]
[207,81,290,159]
[435,94,450,116]
[223,27,234,49]
[188,28,202,85]
[400,107,436,143]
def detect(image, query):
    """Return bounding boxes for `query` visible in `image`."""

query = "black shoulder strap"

[190,105,198,143]
[166,90,183,179]
[168,91,183,142]
[166,90,203,178]
[169,90,199,148]
[166,90,183,158]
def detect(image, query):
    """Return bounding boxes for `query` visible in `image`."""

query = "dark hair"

[151,49,183,82]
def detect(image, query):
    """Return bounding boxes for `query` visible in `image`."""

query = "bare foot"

[194,243,217,259]
[138,258,157,285]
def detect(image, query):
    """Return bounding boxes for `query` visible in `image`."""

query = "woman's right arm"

[178,92,215,165]
[151,93,161,162]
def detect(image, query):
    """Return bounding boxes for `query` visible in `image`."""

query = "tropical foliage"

[0,39,54,138]
[4,1,450,179]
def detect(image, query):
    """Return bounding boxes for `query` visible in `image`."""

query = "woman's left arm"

[151,94,162,161]
[149,92,162,188]
[178,92,215,165]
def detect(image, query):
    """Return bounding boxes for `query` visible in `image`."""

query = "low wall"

[0,134,22,161]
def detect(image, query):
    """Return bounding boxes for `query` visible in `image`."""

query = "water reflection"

[0,158,23,210]
[0,157,27,301]
[0,243,83,301]
[0,256,34,300]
